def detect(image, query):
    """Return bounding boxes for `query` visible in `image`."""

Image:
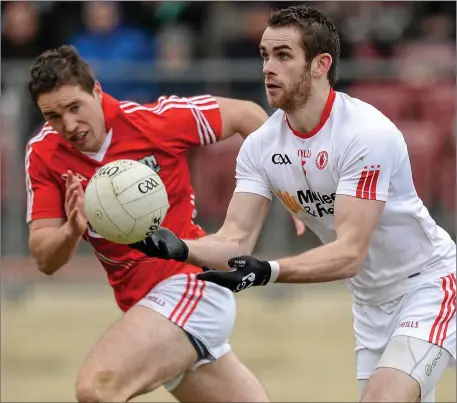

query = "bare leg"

[172,350,270,402]
[76,305,197,402]
[361,367,420,402]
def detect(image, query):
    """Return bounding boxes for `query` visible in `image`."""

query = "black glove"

[130,227,189,262]
[197,256,273,293]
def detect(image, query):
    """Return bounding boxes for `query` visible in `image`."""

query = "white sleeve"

[336,130,401,201]
[234,136,273,200]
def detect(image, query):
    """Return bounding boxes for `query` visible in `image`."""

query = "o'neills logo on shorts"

[396,320,419,329]
[276,189,335,218]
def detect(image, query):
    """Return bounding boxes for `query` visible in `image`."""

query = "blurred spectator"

[224,3,270,60]
[155,25,204,95]
[395,13,455,88]
[1,2,60,149]
[1,2,58,59]
[223,3,271,104]
[70,1,157,102]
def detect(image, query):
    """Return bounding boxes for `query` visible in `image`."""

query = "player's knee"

[76,369,126,403]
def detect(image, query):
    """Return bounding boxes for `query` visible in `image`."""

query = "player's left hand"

[292,215,306,236]
[197,256,272,293]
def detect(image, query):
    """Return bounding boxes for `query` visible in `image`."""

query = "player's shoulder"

[243,109,285,148]
[118,94,219,120]
[332,91,403,145]
[26,123,61,157]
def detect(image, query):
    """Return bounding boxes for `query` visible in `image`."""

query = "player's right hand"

[64,170,88,236]
[130,227,189,262]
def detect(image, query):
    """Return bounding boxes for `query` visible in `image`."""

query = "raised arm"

[27,149,87,275]
[29,215,83,275]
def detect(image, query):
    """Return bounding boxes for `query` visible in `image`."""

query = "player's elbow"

[343,244,368,278]
[29,243,64,276]
[344,261,360,279]
[34,256,64,276]
[215,227,255,256]
[237,240,255,257]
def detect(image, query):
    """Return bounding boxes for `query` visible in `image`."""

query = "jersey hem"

[350,265,456,306]
[26,213,65,224]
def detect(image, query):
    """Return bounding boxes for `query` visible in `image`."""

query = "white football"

[84,159,169,244]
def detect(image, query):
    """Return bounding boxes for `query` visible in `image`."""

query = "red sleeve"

[25,143,65,224]
[122,95,223,153]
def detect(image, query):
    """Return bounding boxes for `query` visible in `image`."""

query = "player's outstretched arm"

[215,97,269,141]
[185,192,270,270]
[132,192,270,270]
[197,195,385,292]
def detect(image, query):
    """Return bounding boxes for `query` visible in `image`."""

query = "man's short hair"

[28,45,96,104]
[268,5,341,86]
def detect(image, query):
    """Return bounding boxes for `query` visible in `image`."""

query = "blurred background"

[1,1,455,402]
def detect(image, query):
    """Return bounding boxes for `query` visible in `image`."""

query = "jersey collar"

[102,92,120,131]
[286,88,336,140]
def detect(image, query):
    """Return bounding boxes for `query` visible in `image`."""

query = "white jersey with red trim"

[234,89,456,305]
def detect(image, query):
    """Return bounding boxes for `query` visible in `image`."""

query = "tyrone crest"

[315,151,329,170]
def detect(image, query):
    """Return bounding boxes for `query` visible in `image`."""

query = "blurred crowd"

[1,1,455,256]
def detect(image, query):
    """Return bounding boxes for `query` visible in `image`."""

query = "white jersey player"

[133,4,456,403]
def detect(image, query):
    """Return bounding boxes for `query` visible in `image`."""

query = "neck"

[286,85,331,134]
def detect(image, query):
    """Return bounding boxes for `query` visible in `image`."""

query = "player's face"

[37,84,105,152]
[260,26,312,112]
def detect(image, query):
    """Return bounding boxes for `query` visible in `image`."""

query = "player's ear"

[311,53,332,79]
[93,81,103,103]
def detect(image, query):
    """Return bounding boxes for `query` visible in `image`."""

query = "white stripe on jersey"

[25,126,58,223]
[120,96,219,145]
[189,107,207,145]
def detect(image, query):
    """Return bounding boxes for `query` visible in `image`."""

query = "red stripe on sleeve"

[356,169,368,198]
[369,169,380,200]
[362,171,374,199]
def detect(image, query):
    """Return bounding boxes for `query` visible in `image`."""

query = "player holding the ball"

[134,5,456,403]
[25,45,272,402]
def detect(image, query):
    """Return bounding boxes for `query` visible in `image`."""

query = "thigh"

[77,305,198,401]
[171,350,270,403]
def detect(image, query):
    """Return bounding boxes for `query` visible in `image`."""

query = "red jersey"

[25,93,223,311]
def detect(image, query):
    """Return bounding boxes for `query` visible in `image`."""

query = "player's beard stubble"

[269,66,312,113]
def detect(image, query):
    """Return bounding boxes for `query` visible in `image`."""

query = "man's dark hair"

[268,5,340,86]
[29,45,96,104]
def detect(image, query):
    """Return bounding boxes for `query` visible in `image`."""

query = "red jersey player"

[25,45,271,403]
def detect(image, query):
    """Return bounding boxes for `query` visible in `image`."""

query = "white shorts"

[354,272,456,380]
[136,273,235,386]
